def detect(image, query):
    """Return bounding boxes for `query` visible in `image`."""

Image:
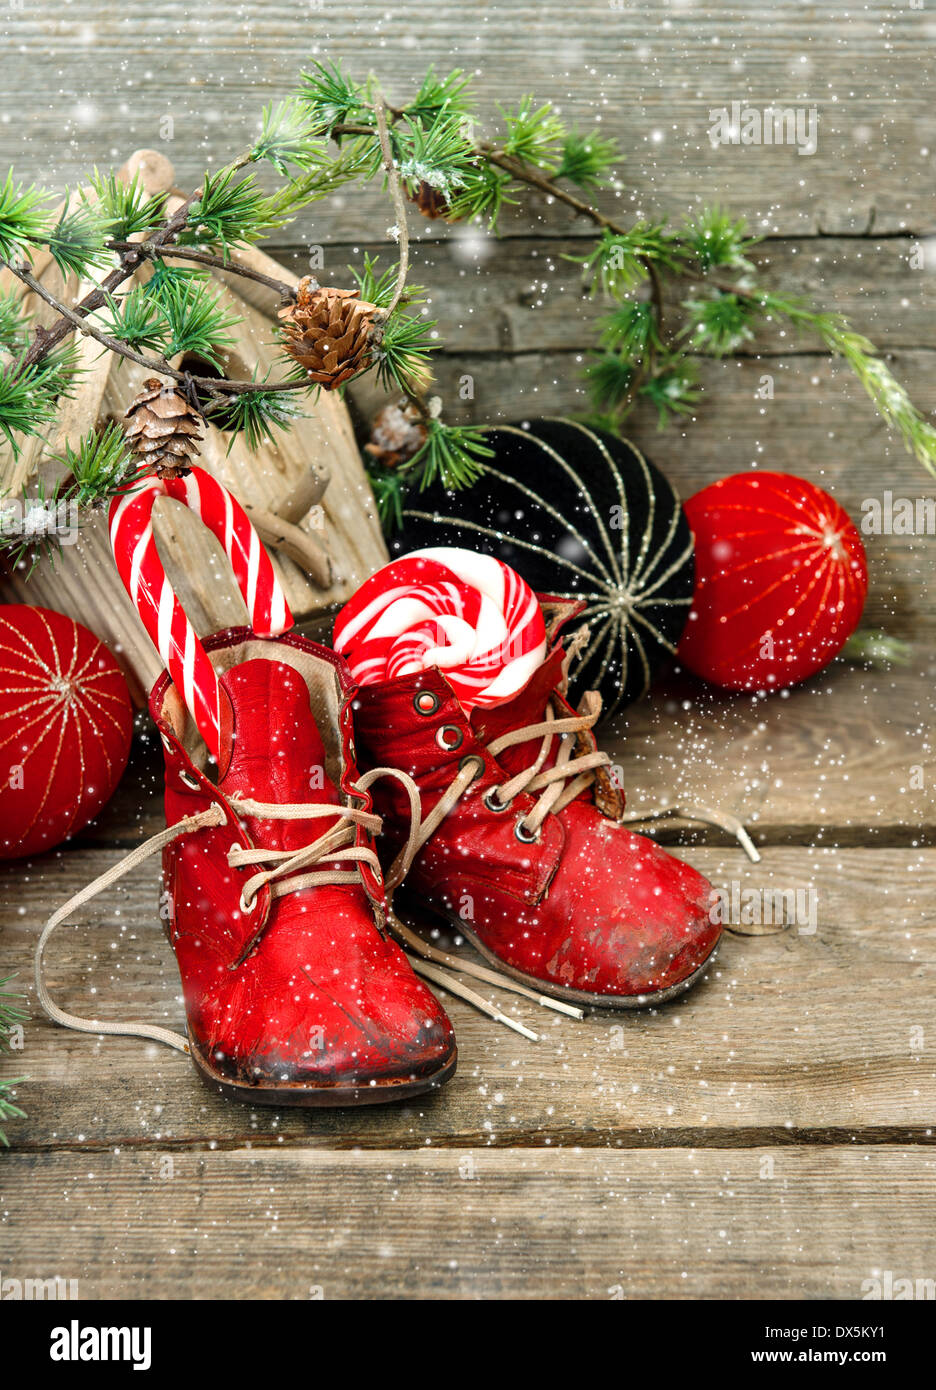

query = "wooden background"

[2,0,936,1301]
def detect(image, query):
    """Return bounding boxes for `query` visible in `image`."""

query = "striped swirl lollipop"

[333,548,547,711]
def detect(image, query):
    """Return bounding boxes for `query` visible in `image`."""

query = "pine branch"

[251,98,329,175]
[85,167,168,241]
[367,419,493,529]
[207,379,306,452]
[840,628,912,669]
[14,147,256,372]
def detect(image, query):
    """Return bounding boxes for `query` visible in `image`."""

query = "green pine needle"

[574,224,685,297]
[556,128,619,188]
[43,203,111,279]
[1,423,137,570]
[181,169,283,251]
[757,292,936,475]
[349,253,405,311]
[0,975,27,1037]
[151,276,240,368]
[586,353,636,412]
[682,206,759,272]
[50,421,136,504]
[375,309,438,394]
[0,170,53,265]
[840,628,912,669]
[394,112,475,199]
[598,299,660,358]
[85,168,167,242]
[371,420,494,532]
[638,358,702,427]
[98,285,170,356]
[0,1080,25,1147]
[0,352,75,456]
[413,419,494,491]
[0,976,27,1146]
[444,164,517,229]
[297,60,369,136]
[251,99,329,176]
[404,67,475,125]
[683,292,757,355]
[368,465,407,531]
[264,138,374,221]
[499,95,566,171]
[207,383,305,453]
[0,285,29,353]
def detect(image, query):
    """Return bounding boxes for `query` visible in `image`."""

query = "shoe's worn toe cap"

[450,804,720,1007]
[535,810,720,1002]
[177,892,456,1101]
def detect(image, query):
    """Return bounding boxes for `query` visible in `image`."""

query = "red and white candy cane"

[110,467,293,761]
[333,547,547,712]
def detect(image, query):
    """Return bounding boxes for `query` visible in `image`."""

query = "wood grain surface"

[3,1146,934,1299]
[2,0,935,1302]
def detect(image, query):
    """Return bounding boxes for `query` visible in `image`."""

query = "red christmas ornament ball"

[677,472,868,691]
[0,605,134,859]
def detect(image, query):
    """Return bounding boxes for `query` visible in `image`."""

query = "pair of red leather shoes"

[39,604,719,1107]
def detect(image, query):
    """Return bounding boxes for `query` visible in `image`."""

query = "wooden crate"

[0,150,388,701]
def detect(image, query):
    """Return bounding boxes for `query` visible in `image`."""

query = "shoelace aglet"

[733,823,761,864]
[501,1015,539,1042]
[408,957,539,1042]
[537,994,585,1020]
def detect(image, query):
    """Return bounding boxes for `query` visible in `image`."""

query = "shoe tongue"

[470,647,566,777]
[218,660,340,846]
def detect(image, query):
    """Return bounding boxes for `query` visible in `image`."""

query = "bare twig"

[8,265,311,399]
[11,264,178,377]
[108,242,298,302]
[371,85,410,319]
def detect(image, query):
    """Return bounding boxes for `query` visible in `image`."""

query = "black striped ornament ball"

[393,418,696,717]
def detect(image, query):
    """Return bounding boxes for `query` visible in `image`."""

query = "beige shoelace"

[36,713,762,1054]
[34,768,418,1054]
[374,695,610,1040]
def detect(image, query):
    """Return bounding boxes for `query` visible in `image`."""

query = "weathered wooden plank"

[2,3,934,237]
[2,1145,933,1299]
[277,235,936,355]
[616,664,936,844]
[4,845,935,1150]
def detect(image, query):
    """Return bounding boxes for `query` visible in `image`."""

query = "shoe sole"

[412,901,720,1012]
[188,1036,457,1108]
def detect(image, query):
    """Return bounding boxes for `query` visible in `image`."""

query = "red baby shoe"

[37,629,456,1105]
[350,602,720,1010]
[37,459,456,1104]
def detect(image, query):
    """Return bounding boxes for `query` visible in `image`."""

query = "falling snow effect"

[0,0,934,1314]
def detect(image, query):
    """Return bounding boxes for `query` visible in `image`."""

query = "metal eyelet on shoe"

[413,690,441,715]
[436,724,463,752]
[484,788,510,813]
[179,770,200,791]
[459,754,485,782]
[515,818,540,844]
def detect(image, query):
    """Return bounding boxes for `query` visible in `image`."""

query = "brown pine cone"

[409,182,452,221]
[364,401,428,470]
[278,279,378,389]
[124,379,203,479]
